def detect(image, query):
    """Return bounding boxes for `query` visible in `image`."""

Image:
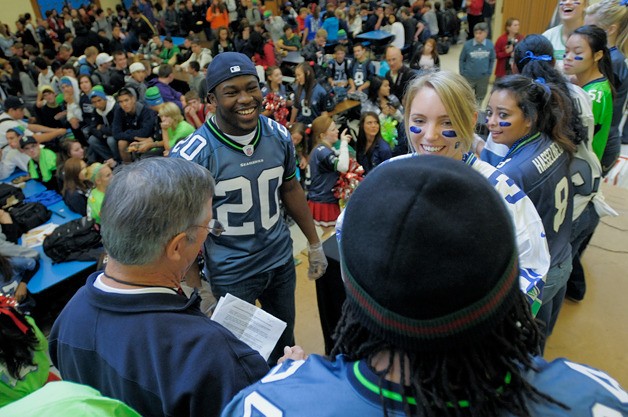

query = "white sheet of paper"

[21,223,58,247]
[211,293,287,361]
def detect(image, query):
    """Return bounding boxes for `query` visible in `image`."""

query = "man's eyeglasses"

[192,219,225,237]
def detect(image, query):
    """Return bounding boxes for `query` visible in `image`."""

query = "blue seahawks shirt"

[170,115,297,285]
[350,59,376,90]
[261,84,289,101]
[308,145,340,203]
[221,354,628,416]
[328,58,352,84]
[491,133,573,268]
[294,84,329,125]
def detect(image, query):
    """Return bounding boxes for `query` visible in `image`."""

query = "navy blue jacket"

[112,102,157,142]
[49,273,269,417]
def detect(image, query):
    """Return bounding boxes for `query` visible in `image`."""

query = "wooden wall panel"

[501,0,558,37]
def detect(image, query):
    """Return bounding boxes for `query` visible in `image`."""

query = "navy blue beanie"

[205,52,259,93]
[339,156,520,351]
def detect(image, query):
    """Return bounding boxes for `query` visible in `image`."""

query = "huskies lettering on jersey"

[531,143,564,175]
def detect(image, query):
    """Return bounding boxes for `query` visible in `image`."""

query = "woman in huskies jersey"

[485,74,577,348]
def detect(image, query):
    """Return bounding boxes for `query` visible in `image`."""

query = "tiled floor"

[290,42,628,387]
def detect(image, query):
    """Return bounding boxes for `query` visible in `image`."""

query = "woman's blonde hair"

[84,162,104,183]
[403,70,477,152]
[586,0,628,55]
[159,102,184,126]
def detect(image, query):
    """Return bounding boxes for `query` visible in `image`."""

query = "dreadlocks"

[331,291,568,417]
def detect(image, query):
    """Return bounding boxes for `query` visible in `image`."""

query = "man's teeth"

[238,109,255,115]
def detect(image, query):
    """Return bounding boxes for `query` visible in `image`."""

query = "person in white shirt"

[178,38,213,71]
[0,125,30,180]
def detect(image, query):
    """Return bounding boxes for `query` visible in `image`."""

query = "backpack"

[43,217,102,263]
[440,10,459,38]
[8,202,52,234]
[0,183,25,209]
[437,38,450,55]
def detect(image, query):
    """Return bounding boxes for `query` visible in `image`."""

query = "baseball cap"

[4,96,25,110]
[205,52,259,93]
[339,156,519,351]
[285,1,292,6]
[39,85,55,94]
[263,10,272,19]
[19,136,38,149]
[145,86,164,106]
[338,29,347,40]
[129,62,146,74]
[96,52,113,66]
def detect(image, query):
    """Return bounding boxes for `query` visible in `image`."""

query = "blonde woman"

[159,102,195,156]
[402,71,550,318]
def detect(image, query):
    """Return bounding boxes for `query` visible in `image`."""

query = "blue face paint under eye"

[484,117,489,124]
[442,130,457,138]
[574,56,584,61]
[409,126,422,134]
[499,122,512,127]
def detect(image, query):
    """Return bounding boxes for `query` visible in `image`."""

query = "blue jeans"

[88,135,120,163]
[537,259,572,352]
[210,260,296,365]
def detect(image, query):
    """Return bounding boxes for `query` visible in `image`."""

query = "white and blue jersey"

[294,83,329,125]
[488,133,573,269]
[170,115,297,285]
[221,354,628,416]
[462,152,549,314]
[350,59,376,90]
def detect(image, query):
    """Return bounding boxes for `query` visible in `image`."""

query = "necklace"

[102,271,181,295]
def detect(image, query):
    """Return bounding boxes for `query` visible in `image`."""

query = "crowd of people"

[1,0,627,416]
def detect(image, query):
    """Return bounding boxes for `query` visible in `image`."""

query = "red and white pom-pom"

[333,159,365,201]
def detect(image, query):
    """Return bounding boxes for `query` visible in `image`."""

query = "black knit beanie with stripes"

[339,155,520,351]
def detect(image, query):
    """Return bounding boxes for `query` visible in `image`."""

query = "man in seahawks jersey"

[348,43,376,95]
[221,157,628,417]
[170,52,327,365]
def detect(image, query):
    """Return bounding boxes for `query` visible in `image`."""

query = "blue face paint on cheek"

[485,117,489,124]
[499,122,512,127]
[574,56,584,61]
[442,130,457,138]
[409,126,422,134]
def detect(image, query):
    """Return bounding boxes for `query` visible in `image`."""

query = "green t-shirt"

[27,147,57,183]
[87,188,105,224]
[167,120,195,148]
[159,45,180,61]
[583,77,613,161]
[0,316,50,407]
[0,381,142,417]
[281,34,302,51]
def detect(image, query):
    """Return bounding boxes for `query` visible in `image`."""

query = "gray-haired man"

[49,158,270,417]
